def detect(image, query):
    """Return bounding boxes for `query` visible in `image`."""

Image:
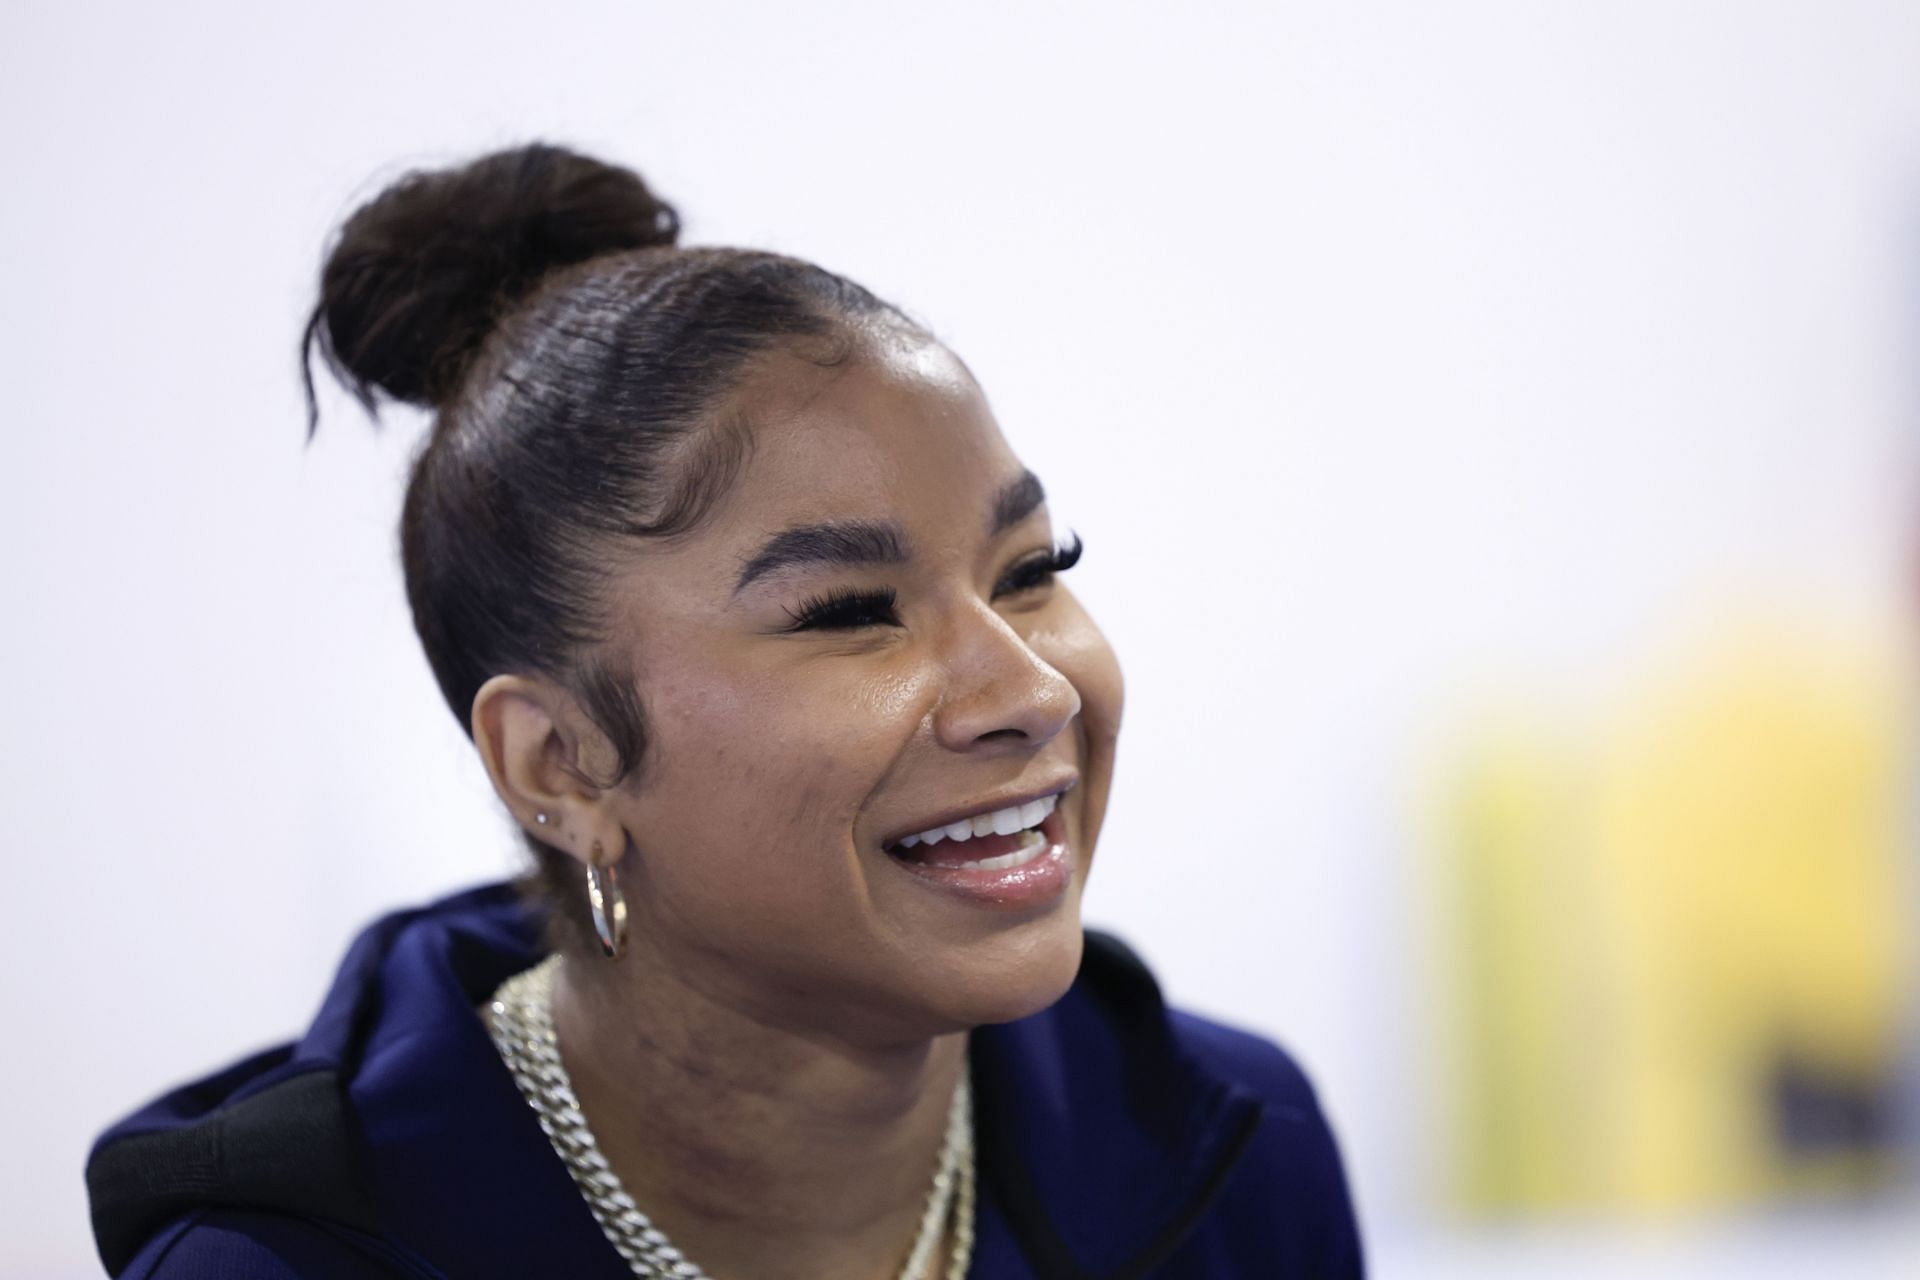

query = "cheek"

[637,647,937,857]
[1035,592,1124,749]
[1029,591,1125,858]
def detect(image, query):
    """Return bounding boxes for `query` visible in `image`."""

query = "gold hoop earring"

[585,838,628,960]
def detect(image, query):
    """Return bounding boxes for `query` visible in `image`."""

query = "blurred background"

[4,1,1917,1274]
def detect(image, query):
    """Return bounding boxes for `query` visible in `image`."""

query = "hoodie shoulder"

[1168,1004,1323,1114]
[1078,929,1365,1276]
[1167,1005,1366,1277]
[87,882,545,1276]
[87,1067,383,1276]
[117,1208,443,1279]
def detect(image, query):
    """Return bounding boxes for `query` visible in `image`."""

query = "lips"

[882,795,1074,909]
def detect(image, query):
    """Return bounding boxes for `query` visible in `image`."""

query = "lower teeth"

[949,828,1046,871]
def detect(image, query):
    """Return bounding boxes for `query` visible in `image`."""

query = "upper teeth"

[895,793,1058,849]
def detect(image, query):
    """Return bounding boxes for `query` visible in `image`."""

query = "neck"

[550,945,967,1280]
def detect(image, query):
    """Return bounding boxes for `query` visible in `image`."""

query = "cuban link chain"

[487,955,976,1279]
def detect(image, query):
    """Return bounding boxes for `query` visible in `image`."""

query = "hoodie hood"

[87,881,1274,1278]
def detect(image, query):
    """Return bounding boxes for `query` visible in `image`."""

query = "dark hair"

[303,142,924,949]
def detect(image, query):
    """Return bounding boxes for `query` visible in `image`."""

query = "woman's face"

[591,333,1123,1046]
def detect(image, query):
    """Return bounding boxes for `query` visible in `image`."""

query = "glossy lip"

[877,774,1080,851]
[884,803,1074,909]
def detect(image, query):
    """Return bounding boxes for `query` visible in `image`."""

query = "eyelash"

[780,532,1085,633]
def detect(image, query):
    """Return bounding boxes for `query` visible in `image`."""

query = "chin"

[921,910,1087,1029]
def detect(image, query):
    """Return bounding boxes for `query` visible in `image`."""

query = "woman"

[86,144,1363,1279]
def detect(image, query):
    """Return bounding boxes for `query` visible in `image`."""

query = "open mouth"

[882,791,1062,872]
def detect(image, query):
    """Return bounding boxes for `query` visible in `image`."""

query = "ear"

[471,672,627,869]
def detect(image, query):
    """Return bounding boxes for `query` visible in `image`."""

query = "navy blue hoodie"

[86,882,1363,1277]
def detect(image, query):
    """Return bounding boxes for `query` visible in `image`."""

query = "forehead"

[715,338,1016,525]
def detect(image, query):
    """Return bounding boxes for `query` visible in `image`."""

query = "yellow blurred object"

[1435,619,1914,1214]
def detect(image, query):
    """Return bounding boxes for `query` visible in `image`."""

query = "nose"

[931,598,1082,752]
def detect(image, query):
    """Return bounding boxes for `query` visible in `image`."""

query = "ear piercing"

[585,837,628,959]
[534,814,629,961]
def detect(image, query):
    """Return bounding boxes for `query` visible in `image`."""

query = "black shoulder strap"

[87,1069,380,1275]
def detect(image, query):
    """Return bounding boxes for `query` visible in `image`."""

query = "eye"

[993,531,1084,599]
[781,585,902,632]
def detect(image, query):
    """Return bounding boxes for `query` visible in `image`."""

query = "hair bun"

[308,143,680,415]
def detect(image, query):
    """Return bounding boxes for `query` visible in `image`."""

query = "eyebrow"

[733,520,909,594]
[731,469,1048,595]
[990,469,1047,537]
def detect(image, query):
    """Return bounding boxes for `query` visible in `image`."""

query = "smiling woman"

[83,144,1363,1279]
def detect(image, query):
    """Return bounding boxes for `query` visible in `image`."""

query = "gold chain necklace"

[487,955,976,1279]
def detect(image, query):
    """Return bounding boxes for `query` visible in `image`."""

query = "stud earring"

[534,812,549,825]
[585,837,628,960]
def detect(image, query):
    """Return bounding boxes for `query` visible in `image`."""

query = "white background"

[4,1,1918,1275]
